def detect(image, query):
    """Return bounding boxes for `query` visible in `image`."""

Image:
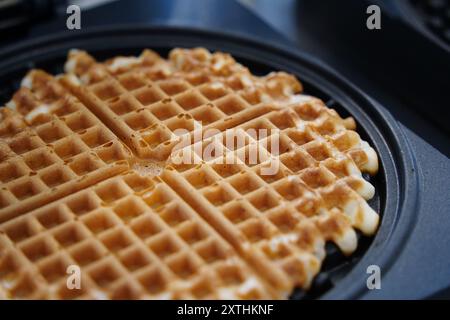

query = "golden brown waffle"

[0,172,276,299]
[61,48,304,160]
[0,70,131,223]
[0,48,379,299]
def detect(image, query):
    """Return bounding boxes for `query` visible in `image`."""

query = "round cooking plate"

[0,26,419,299]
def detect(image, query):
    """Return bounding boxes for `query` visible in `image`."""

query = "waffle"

[0,48,379,299]
[0,70,131,223]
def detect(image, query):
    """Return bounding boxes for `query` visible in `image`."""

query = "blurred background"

[0,0,448,156]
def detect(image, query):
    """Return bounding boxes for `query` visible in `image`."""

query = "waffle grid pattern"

[0,48,379,299]
[62,48,302,161]
[0,172,274,299]
[0,71,131,223]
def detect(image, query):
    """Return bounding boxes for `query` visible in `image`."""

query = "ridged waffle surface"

[0,70,131,223]
[0,48,379,299]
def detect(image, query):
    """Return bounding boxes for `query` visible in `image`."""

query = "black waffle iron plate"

[0,26,419,300]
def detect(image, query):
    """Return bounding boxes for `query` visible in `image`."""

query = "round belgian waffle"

[0,46,381,299]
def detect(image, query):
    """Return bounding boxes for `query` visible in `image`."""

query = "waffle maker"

[0,0,449,300]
